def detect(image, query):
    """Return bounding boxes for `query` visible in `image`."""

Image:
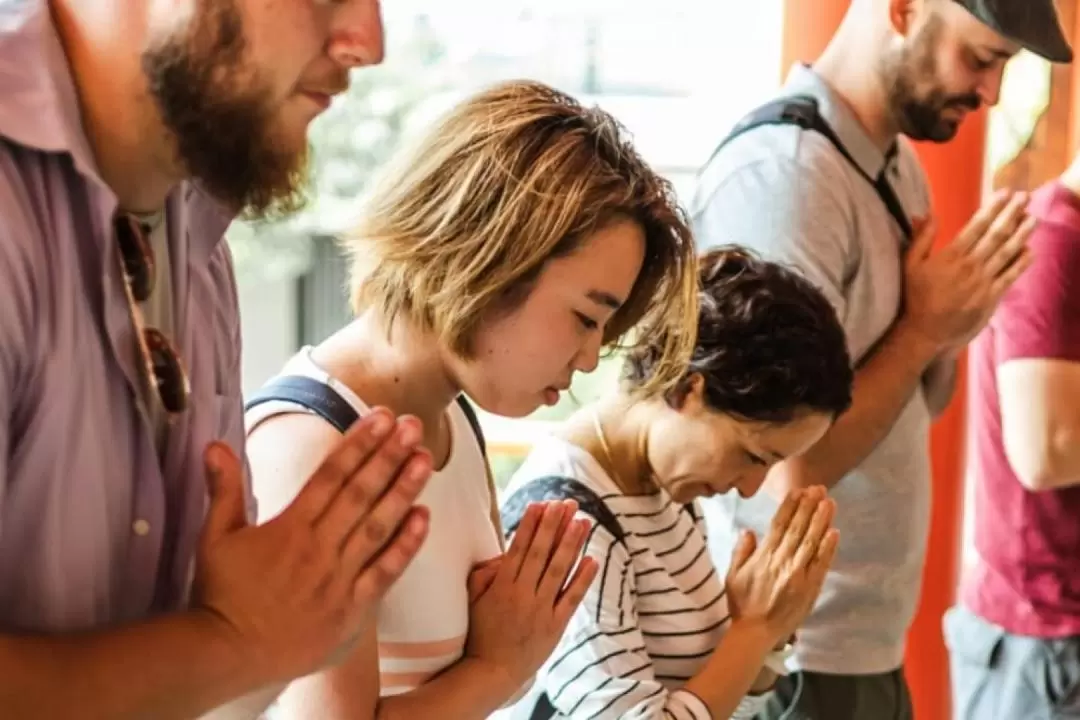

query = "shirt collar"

[782,63,896,180]
[0,3,233,260]
[0,2,102,182]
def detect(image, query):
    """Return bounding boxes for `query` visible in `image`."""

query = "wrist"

[460,654,523,700]
[891,318,942,370]
[724,619,780,660]
[182,609,267,693]
[749,667,778,695]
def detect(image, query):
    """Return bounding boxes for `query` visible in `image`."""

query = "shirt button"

[132,519,151,536]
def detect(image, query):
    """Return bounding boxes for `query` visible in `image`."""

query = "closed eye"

[744,449,768,466]
[575,311,598,331]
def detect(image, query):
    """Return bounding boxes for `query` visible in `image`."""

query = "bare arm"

[198,687,283,720]
[249,413,522,720]
[998,358,1080,491]
[990,216,1080,493]
[0,612,265,720]
[922,350,959,418]
[683,621,777,717]
[278,626,522,720]
[769,320,938,491]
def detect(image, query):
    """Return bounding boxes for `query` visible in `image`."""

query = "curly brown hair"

[342,79,698,397]
[623,245,853,422]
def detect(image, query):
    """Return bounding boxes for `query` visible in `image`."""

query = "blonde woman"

[242,80,699,719]
[500,247,854,719]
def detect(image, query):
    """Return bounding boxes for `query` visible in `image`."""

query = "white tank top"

[244,348,503,695]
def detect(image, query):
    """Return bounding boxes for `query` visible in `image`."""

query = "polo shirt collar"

[783,63,896,180]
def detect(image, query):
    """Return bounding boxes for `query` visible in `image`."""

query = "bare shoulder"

[246,410,346,523]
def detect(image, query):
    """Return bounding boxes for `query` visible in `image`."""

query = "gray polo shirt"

[691,64,934,675]
[0,3,250,631]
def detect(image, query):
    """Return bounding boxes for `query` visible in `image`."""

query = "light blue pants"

[945,604,1080,719]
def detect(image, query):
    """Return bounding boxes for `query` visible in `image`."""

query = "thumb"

[200,442,249,544]
[467,556,502,603]
[729,530,757,572]
[906,215,937,264]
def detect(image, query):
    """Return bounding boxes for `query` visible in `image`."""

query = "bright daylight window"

[231,0,782,490]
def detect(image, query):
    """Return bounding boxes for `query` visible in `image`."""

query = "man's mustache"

[944,94,981,112]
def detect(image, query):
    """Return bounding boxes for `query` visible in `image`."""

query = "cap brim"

[962,0,1074,64]
[1017,32,1074,64]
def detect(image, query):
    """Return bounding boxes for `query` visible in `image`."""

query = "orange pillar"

[1068,3,1080,159]
[780,0,849,69]
[779,2,984,719]
[906,122,985,720]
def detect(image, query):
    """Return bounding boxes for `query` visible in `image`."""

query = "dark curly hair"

[623,245,854,423]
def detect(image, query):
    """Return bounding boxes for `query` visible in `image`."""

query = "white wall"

[237,272,299,398]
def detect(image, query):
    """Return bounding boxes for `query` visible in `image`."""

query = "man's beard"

[883,14,981,143]
[140,2,309,218]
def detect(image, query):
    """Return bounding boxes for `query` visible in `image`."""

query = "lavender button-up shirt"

[0,2,250,631]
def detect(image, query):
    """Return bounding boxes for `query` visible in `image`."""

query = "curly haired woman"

[500,246,855,719]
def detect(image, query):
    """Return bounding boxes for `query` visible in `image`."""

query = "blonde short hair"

[343,79,698,396]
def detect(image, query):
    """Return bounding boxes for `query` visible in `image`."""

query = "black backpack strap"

[500,476,627,720]
[530,694,557,720]
[707,94,913,241]
[244,378,489,462]
[500,475,626,546]
[243,374,359,433]
[454,395,486,457]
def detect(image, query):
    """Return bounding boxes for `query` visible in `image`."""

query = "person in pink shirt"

[950,154,1080,717]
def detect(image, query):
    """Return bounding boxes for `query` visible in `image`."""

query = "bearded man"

[0,1,436,717]
[690,1,1071,718]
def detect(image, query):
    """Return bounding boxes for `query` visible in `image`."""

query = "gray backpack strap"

[500,475,626,546]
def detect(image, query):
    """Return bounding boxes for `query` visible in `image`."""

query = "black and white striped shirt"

[501,437,768,720]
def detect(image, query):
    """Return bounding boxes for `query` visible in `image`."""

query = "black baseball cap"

[955,0,1073,63]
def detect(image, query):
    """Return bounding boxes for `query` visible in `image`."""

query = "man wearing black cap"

[691,0,1071,718]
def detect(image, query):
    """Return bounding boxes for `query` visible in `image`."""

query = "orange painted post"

[1068,5,1080,159]
[779,0,850,75]
[906,119,986,720]
[778,2,985,718]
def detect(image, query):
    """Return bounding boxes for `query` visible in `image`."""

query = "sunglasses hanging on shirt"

[114,213,191,415]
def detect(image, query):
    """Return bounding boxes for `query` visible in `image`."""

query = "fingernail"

[368,411,392,437]
[397,417,421,446]
[407,453,431,485]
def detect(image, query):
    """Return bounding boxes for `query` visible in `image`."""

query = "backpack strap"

[454,395,505,549]
[454,395,486,457]
[707,93,913,241]
[244,375,504,545]
[244,375,358,433]
[244,376,488,452]
[500,475,626,547]
[500,476,626,720]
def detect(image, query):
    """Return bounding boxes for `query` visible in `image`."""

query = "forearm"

[777,320,939,490]
[922,350,959,417]
[0,611,263,720]
[749,667,777,695]
[374,658,520,720]
[684,621,774,718]
[1008,425,1080,491]
[198,685,284,720]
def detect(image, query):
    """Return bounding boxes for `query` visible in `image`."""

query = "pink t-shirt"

[963,181,1080,637]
